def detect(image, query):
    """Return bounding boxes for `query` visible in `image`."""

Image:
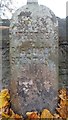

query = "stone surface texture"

[0,18,2,90]
[0,19,10,89]
[27,0,38,4]
[10,3,58,115]
[58,17,67,87]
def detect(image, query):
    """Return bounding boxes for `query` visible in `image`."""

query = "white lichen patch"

[44,81,52,92]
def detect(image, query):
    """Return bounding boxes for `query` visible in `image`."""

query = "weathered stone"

[10,1,58,115]
[0,18,2,90]
[2,20,10,88]
[0,19,10,89]
[27,0,38,4]
[58,17,67,87]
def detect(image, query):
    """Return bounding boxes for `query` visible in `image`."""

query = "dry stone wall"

[0,19,10,89]
[58,17,67,88]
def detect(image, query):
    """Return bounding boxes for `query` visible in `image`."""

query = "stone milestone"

[10,0,58,115]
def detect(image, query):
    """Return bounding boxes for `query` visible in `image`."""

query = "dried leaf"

[56,106,67,118]
[56,88,68,118]
[26,112,40,120]
[54,113,60,118]
[41,109,54,119]
[0,89,10,108]
[0,89,23,120]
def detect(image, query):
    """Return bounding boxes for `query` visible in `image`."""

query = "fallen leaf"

[41,109,54,119]
[26,112,40,120]
[56,88,68,118]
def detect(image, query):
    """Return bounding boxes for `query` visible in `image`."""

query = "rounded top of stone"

[11,1,57,26]
[27,0,38,4]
